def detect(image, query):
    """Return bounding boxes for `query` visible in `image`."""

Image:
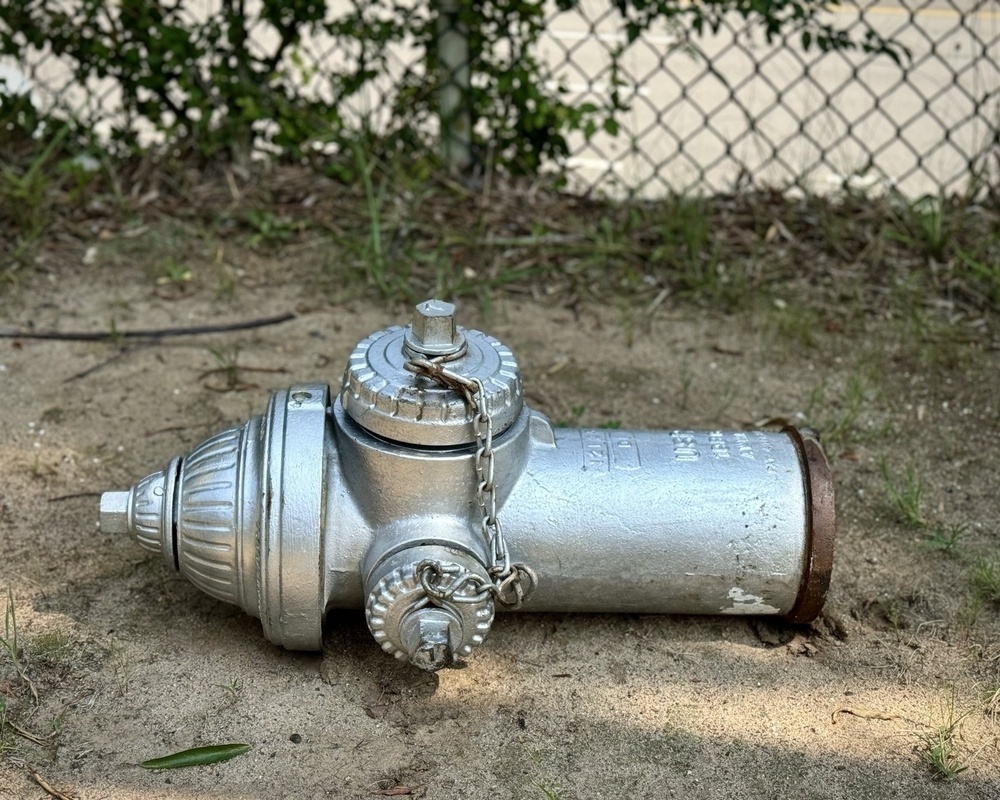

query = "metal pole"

[437,0,472,174]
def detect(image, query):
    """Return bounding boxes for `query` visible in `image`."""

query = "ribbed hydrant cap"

[99,428,247,607]
[341,299,523,446]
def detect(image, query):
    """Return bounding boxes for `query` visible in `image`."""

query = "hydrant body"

[101,302,834,670]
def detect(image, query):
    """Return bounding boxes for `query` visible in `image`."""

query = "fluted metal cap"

[173,426,245,607]
[366,560,494,670]
[99,428,248,607]
[342,300,522,446]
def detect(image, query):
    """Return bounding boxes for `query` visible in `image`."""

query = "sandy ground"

[0,229,999,799]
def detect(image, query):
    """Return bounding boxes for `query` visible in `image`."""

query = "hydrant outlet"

[365,550,495,668]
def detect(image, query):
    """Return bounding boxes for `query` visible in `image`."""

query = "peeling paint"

[720,586,780,615]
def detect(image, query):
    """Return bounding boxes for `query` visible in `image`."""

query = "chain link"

[404,356,537,609]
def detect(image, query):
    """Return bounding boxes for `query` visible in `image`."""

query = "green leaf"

[141,743,251,770]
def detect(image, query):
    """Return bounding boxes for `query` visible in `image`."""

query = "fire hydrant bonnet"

[343,300,522,446]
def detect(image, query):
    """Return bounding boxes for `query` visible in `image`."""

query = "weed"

[0,125,69,260]
[156,257,192,288]
[536,782,566,800]
[352,142,391,296]
[888,193,952,261]
[919,691,969,780]
[107,318,124,348]
[651,194,723,302]
[805,367,879,448]
[0,587,35,699]
[0,697,15,757]
[956,592,983,631]
[955,244,1000,307]
[1,587,19,665]
[245,209,297,249]
[922,725,968,780]
[110,642,133,696]
[49,708,68,735]
[57,152,102,200]
[882,598,907,631]
[217,677,243,705]
[912,195,950,260]
[971,558,1000,605]
[597,419,622,430]
[878,457,924,528]
[554,405,586,428]
[984,683,1000,724]
[920,522,968,555]
[32,630,71,664]
[712,378,738,421]
[207,346,243,390]
[766,302,821,349]
[213,245,237,299]
[677,362,694,411]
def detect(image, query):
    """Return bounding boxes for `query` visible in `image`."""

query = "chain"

[404,355,537,609]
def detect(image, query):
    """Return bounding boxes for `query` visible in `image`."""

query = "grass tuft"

[536,782,566,800]
[971,558,1000,605]
[1,587,19,665]
[920,522,967,555]
[919,692,969,781]
[0,125,70,264]
[879,457,925,528]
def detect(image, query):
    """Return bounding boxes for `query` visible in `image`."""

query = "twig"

[196,365,289,380]
[26,766,75,800]
[9,721,53,746]
[63,344,154,382]
[203,381,258,392]
[48,492,102,503]
[145,423,213,437]
[831,706,905,725]
[1,312,296,341]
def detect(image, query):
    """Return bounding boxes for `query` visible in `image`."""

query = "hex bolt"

[99,491,130,535]
[403,299,467,358]
[399,607,461,671]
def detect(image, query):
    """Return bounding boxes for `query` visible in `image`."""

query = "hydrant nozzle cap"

[366,559,495,670]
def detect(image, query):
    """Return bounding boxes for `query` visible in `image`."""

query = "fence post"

[436,0,472,174]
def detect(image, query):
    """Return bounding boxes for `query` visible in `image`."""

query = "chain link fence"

[2,0,997,198]
[547,0,999,197]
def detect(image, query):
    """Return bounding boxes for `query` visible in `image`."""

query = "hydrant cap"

[342,300,522,446]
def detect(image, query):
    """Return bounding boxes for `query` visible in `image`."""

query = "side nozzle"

[97,460,178,570]
[365,551,495,672]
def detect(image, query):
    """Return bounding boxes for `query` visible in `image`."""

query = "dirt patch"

[1,221,999,799]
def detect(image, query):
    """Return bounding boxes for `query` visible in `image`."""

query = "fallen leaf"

[141,743,251,770]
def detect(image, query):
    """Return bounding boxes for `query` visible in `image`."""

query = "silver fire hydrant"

[100,301,835,671]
